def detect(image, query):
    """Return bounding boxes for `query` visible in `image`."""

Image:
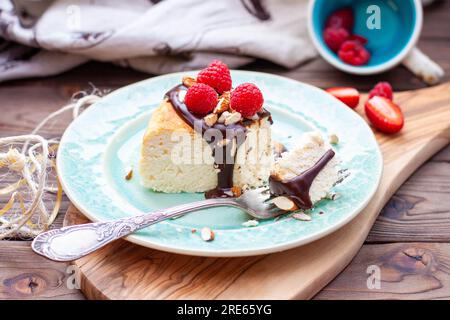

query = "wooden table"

[0,1,449,300]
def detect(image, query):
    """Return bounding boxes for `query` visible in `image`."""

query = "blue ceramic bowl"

[308,0,423,75]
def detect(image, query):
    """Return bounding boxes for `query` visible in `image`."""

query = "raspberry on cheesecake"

[139,61,273,197]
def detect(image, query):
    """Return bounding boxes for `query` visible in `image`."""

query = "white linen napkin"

[0,0,316,82]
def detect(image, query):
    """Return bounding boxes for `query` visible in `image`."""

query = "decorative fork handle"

[32,198,239,262]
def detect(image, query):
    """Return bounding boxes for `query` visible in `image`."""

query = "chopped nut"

[178,90,186,102]
[125,167,133,180]
[218,111,231,123]
[308,132,324,146]
[224,112,242,125]
[231,186,242,197]
[273,141,287,157]
[272,196,298,211]
[242,219,259,227]
[182,76,197,88]
[214,91,230,114]
[221,91,230,103]
[245,114,259,121]
[204,113,218,127]
[329,133,339,145]
[200,227,215,241]
[292,213,311,221]
[326,192,341,201]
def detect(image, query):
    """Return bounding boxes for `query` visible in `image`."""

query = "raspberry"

[325,8,354,31]
[323,27,350,52]
[197,60,232,94]
[338,40,371,66]
[230,83,264,117]
[348,34,368,45]
[185,83,218,115]
[369,82,394,100]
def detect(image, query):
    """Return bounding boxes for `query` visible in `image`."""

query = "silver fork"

[32,188,282,262]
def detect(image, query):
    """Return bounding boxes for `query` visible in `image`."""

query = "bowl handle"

[402,47,444,85]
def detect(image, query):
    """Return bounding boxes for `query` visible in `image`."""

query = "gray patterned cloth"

[0,0,315,82]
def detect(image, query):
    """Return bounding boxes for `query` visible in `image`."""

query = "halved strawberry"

[365,96,404,134]
[326,87,360,109]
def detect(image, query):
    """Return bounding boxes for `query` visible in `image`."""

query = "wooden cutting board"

[63,83,450,300]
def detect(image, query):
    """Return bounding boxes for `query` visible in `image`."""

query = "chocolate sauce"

[269,149,335,210]
[166,84,271,198]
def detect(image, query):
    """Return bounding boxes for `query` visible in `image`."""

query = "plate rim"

[57,70,383,257]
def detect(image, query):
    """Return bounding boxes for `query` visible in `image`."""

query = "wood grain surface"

[316,242,450,300]
[61,84,450,300]
[0,0,449,300]
[0,241,83,300]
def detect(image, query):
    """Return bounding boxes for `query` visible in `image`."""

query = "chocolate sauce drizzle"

[269,149,335,210]
[166,84,271,198]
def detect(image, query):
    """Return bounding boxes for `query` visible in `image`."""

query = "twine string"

[0,93,102,239]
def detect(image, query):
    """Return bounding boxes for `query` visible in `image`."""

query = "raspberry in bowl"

[308,0,423,75]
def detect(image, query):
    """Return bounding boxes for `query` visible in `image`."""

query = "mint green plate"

[58,71,382,257]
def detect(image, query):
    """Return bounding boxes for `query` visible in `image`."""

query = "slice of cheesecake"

[140,83,273,196]
[270,131,340,209]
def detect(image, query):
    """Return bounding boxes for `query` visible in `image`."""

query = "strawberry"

[365,96,404,134]
[326,87,360,109]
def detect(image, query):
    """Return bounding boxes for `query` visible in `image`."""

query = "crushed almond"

[292,213,311,221]
[182,76,197,88]
[125,167,133,180]
[245,114,259,121]
[242,219,259,227]
[204,113,218,127]
[231,186,242,197]
[309,132,324,146]
[224,112,242,125]
[326,192,341,201]
[272,196,298,211]
[178,90,186,102]
[200,227,215,241]
[329,133,339,145]
[273,141,287,157]
[218,111,231,123]
[221,91,230,103]
[214,91,230,114]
